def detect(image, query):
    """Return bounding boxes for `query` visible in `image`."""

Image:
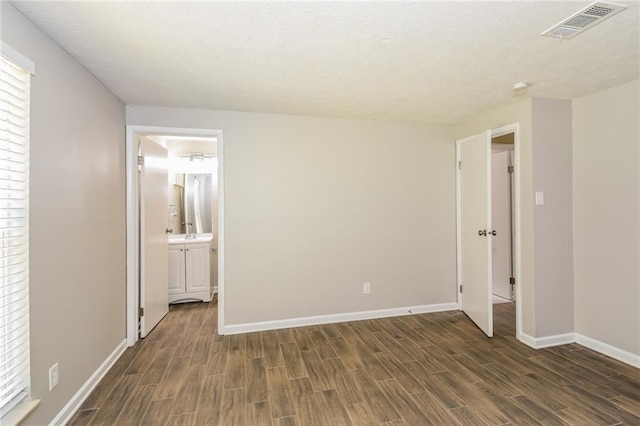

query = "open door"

[458,130,493,337]
[140,137,169,337]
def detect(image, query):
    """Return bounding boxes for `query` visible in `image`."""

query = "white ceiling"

[11,1,639,124]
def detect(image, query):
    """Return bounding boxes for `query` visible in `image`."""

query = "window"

[0,48,32,419]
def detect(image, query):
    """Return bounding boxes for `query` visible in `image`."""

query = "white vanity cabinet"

[168,239,212,303]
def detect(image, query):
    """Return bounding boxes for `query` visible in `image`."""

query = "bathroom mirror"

[169,173,213,234]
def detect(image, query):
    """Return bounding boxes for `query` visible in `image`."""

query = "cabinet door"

[168,246,185,295]
[185,243,210,293]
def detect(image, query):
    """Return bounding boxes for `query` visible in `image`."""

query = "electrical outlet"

[49,363,59,391]
[363,282,371,295]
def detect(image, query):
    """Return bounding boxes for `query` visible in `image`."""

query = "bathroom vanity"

[168,235,213,303]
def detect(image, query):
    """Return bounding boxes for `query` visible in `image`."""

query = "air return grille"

[584,4,617,16]
[542,1,627,39]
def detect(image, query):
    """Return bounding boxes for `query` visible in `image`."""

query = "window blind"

[0,54,30,418]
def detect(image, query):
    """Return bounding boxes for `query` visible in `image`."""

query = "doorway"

[456,123,522,339]
[125,125,225,347]
[491,135,514,303]
[490,133,517,337]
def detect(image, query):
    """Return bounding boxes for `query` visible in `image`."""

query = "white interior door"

[458,130,493,337]
[140,137,169,337]
[491,150,512,300]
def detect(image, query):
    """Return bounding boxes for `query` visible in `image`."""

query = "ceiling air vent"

[542,1,627,39]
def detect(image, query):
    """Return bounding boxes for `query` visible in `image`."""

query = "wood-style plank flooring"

[69,298,640,425]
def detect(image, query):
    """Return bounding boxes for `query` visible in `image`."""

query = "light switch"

[535,191,544,206]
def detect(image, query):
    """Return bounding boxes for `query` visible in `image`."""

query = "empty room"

[1,1,638,425]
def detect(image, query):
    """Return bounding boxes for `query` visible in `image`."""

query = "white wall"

[127,106,457,326]
[573,80,639,357]
[531,98,574,337]
[2,4,126,424]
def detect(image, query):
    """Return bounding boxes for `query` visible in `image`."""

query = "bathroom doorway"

[155,135,220,296]
[125,126,225,346]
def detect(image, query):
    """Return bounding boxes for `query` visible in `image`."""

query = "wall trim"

[49,339,127,426]
[223,302,459,335]
[518,332,639,369]
[537,333,575,348]
[518,332,538,348]
[576,334,640,369]
[519,332,575,349]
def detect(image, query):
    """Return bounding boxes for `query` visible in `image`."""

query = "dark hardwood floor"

[68,298,640,425]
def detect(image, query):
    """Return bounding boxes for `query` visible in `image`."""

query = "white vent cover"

[542,1,627,39]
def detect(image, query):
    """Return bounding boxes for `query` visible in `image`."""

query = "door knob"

[490,230,497,236]
[478,229,487,236]
[166,228,173,234]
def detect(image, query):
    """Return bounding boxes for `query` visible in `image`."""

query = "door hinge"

[138,155,145,166]
[458,161,462,170]
[509,277,516,285]
[139,307,144,317]
[459,285,463,293]
[507,165,514,174]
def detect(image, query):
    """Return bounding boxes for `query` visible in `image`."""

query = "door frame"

[456,123,522,339]
[125,125,225,346]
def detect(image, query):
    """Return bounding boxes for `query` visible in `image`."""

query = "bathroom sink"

[168,234,213,244]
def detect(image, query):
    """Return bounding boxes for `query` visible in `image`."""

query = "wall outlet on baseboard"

[363,282,371,295]
[49,363,59,391]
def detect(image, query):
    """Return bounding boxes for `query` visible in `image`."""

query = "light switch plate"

[49,363,59,391]
[535,191,544,206]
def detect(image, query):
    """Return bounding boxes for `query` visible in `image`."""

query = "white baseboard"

[518,332,538,348]
[575,334,640,369]
[223,302,459,335]
[518,331,639,369]
[519,332,576,349]
[50,339,127,426]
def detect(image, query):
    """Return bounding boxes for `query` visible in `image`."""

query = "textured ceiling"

[10,1,640,124]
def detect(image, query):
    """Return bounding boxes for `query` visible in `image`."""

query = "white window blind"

[0,53,31,418]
